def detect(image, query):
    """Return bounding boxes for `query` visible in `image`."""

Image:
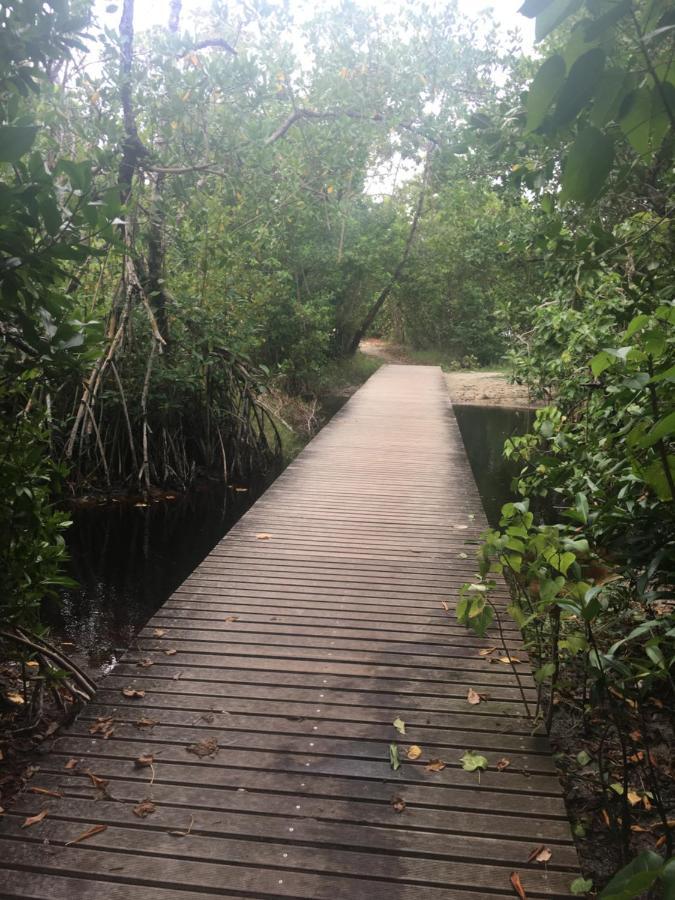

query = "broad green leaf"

[591,69,634,126]
[534,661,556,682]
[625,314,650,337]
[571,877,593,894]
[584,0,631,41]
[598,851,664,900]
[0,125,39,162]
[525,55,566,132]
[519,0,556,16]
[638,456,675,500]
[619,85,674,157]
[641,411,675,447]
[459,750,488,772]
[561,126,614,204]
[553,48,606,126]
[536,0,583,41]
[591,350,615,377]
[576,749,591,766]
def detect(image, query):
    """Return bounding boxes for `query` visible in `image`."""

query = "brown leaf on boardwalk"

[527,845,551,864]
[21,809,48,828]
[467,688,482,705]
[122,688,145,699]
[496,758,511,771]
[133,799,156,818]
[440,600,449,612]
[135,717,158,729]
[510,871,527,899]
[255,532,272,540]
[391,796,406,813]
[406,745,422,761]
[86,771,109,791]
[187,738,219,758]
[224,616,238,623]
[153,628,166,638]
[498,656,521,664]
[64,758,79,770]
[164,648,177,655]
[479,647,498,657]
[89,716,115,739]
[425,758,446,773]
[28,787,63,798]
[134,754,155,768]
[137,658,154,668]
[65,824,107,846]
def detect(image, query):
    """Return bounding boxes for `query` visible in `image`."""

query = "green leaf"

[553,48,606,126]
[570,877,593,895]
[389,743,400,771]
[561,126,614,204]
[459,750,488,772]
[598,851,664,900]
[591,350,615,377]
[525,55,566,132]
[584,0,631,41]
[576,749,591,766]
[0,125,39,162]
[619,85,674,157]
[641,411,675,447]
[663,858,675,900]
[625,314,650,338]
[591,69,634,126]
[393,717,406,735]
[535,661,556,683]
[535,0,583,41]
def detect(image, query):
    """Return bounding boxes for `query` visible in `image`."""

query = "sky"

[95,0,534,47]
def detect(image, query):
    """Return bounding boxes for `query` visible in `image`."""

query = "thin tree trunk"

[168,0,182,33]
[347,146,434,355]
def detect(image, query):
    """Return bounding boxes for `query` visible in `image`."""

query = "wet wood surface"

[0,365,577,898]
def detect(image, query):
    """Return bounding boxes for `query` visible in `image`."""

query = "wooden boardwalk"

[0,365,578,899]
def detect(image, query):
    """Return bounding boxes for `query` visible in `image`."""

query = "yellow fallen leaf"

[627,790,642,807]
[479,647,498,657]
[65,824,107,845]
[499,656,521,664]
[122,688,145,699]
[406,745,422,760]
[22,809,48,828]
[25,660,39,669]
[255,533,272,540]
[393,717,406,735]
[153,628,166,638]
[5,691,25,706]
[164,648,177,655]
[441,600,449,611]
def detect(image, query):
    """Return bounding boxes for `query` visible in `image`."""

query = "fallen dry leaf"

[134,754,155,768]
[255,533,272,540]
[164,648,177,655]
[479,647,498,657]
[137,658,154,668]
[527,845,552,864]
[627,790,642,807]
[64,758,79,770]
[496,758,511,772]
[187,738,219,758]
[406,745,422,761]
[655,834,667,849]
[630,824,650,833]
[5,691,25,706]
[133,799,156,818]
[510,871,527,899]
[65,824,107,846]
[391,796,406,813]
[21,809,48,828]
[224,616,238,623]
[441,600,449,612]
[466,688,490,705]
[425,758,447,773]
[498,656,521,664]
[86,771,109,791]
[153,628,166,638]
[89,716,115,739]
[601,809,611,827]
[28,787,63,798]
[122,688,146,699]
[135,717,158,729]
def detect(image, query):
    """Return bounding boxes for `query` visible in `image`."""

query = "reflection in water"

[46,483,260,670]
[453,404,534,526]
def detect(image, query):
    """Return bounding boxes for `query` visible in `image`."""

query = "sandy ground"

[360,339,535,408]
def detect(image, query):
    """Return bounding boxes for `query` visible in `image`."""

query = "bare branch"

[179,38,237,57]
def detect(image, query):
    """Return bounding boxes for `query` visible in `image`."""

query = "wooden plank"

[0,365,577,898]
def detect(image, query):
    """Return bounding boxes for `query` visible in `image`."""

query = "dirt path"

[360,339,536,408]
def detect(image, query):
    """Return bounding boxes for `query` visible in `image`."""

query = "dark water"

[453,404,534,526]
[46,482,261,671]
